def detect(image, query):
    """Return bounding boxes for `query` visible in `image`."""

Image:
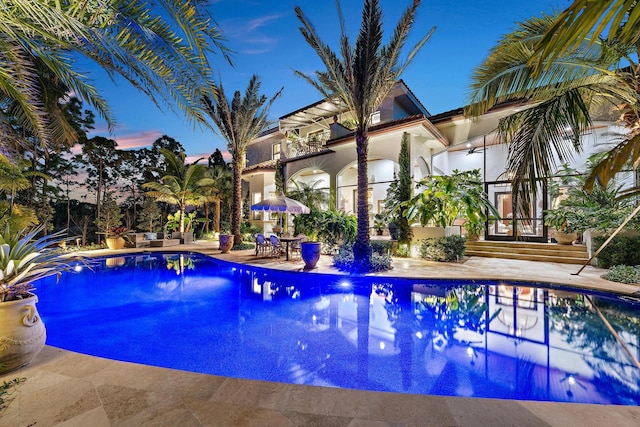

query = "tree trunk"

[179,206,185,233]
[204,202,210,233]
[232,159,243,245]
[353,128,371,263]
[215,198,221,232]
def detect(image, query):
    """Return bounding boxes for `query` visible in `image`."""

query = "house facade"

[243,80,623,242]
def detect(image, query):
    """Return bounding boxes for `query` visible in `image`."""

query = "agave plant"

[0,226,81,302]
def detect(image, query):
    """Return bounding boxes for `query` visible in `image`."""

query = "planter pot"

[219,234,234,253]
[105,236,126,250]
[552,230,577,245]
[301,241,321,270]
[144,232,157,240]
[0,294,46,373]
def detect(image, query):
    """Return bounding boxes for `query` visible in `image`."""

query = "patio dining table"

[279,236,301,261]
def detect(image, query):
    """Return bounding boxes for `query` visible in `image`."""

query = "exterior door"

[485,181,548,242]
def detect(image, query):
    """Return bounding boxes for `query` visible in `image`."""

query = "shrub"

[601,265,640,284]
[370,240,394,256]
[333,244,392,273]
[232,242,255,251]
[419,235,466,262]
[240,221,261,242]
[593,234,640,268]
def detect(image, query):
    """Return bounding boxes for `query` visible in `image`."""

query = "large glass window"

[485,180,547,242]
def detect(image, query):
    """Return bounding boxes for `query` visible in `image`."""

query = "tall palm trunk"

[215,198,221,232]
[354,128,371,261]
[232,162,242,244]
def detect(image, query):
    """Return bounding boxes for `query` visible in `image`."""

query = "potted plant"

[0,226,82,373]
[544,209,578,245]
[464,220,485,241]
[373,213,386,236]
[105,226,129,250]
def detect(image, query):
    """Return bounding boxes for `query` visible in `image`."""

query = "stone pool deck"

[2,241,639,426]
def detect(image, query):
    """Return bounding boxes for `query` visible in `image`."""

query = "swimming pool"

[35,252,640,405]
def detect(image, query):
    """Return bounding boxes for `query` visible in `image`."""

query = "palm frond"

[534,0,640,71]
[585,133,640,191]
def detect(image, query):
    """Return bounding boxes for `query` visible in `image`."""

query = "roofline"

[325,114,448,148]
[429,99,530,124]
[397,79,431,117]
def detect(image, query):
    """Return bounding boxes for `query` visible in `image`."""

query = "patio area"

[2,241,639,426]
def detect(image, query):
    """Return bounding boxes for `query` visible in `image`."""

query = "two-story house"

[243,80,622,243]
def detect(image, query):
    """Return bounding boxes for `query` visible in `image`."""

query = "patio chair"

[255,233,270,256]
[269,235,284,259]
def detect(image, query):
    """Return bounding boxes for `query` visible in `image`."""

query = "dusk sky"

[85,0,569,162]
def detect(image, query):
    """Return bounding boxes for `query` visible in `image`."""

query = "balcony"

[282,131,330,160]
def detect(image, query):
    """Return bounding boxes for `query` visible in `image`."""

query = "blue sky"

[86,0,569,161]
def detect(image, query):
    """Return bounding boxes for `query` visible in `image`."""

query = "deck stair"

[465,240,589,264]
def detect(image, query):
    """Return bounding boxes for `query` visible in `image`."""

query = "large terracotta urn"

[301,241,321,270]
[0,294,46,373]
[105,236,126,250]
[219,234,234,253]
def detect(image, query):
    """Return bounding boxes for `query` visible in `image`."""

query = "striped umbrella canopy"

[250,193,310,214]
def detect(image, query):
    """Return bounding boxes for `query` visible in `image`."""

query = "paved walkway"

[2,241,639,426]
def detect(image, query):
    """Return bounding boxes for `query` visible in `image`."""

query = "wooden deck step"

[465,240,589,264]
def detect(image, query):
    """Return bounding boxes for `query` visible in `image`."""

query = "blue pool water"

[35,252,640,405]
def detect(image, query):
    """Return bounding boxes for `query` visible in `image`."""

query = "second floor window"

[272,143,281,160]
[370,111,381,124]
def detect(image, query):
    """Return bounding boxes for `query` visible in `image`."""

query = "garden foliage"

[419,236,466,262]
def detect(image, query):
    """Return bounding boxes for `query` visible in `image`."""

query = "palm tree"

[142,149,213,233]
[286,180,329,211]
[202,75,282,244]
[295,0,434,264]
[466,12,639,212]
[0,0,229,153]
[203,165,233,233]
[532,1,640,191]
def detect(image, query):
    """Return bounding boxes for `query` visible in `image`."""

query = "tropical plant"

[295,0,434,265]
[406,169,498,228]
[202,165,232,234]
[293,208,356,252]
[0,225,81,302]
[202,75,282,245]
[0,0,229,153]
[466,9,640,213]
[143,148,213,233]
[286,179,329,211]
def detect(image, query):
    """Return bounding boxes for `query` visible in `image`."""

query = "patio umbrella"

[250,193,310,214]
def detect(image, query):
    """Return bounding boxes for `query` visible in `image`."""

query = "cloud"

[222,13,283,55]
[246,14,281,32]
[115,130,164,150]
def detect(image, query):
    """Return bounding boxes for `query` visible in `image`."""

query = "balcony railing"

[282,131,330,160]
